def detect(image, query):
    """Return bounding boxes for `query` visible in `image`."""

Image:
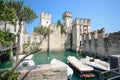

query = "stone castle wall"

[49,25,66,51]
[72,18,91,52]
[83,28,120,57]
[30,25,66,52]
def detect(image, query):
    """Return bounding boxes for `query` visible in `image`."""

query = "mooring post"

[99,73,104,80]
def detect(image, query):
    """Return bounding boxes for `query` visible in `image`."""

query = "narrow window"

[80,41,82,46]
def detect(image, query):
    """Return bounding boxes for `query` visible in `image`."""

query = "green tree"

[7,0,38,62]
[57,20,66,34]
[34,25,53,52]
[0,0,17,31]
[0,30,16,56]
[0,25,53,80]
[0,1,37,80]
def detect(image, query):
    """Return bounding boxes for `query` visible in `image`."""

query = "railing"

[99,67,120,80]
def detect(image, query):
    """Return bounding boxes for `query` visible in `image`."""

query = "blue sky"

[24,0,120,34]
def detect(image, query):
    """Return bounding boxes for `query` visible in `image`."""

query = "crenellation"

[73,18,79,25]
[40,12,51,27]
[1,10,117,55]
[80,18,91,26]
[62,11,72,19]
[40,12,51,19]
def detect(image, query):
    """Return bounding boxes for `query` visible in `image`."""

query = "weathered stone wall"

[18,64,67,80]
[83,29,120,57]
[72,18,91,52]
[107,31,120,55]
[49,25,66,51]
[30,25,66,52]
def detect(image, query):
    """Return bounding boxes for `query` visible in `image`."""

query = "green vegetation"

[0,69,19,80]
[0,30,16,47]
[6,0,38,62]
[0,0,54,79]
[34,25,53,37]
[0,0,37,80]
[0,0,17,31]
[34,25,53,52]
[57,20,66,34]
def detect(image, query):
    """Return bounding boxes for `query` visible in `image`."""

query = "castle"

[0,11,119,57]
[29,11,91,52]
[30,11,120,57]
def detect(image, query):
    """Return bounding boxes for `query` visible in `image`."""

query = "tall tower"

[40,12,51,27]
[72,18,91,52]
[62,11,72,32]
[79,18,91,35]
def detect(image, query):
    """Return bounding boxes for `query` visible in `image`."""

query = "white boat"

[19,59,35,67]
[67,56,95,78]
[13,54,35,71]
[81,56,110,71]
[13,54,33,61]
[51,58,73,80]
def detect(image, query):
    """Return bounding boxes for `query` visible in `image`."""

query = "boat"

[13,54,33,61]
[67,56,95,78]
[15,59,35,71]
[81,56,110,71]
[13,54,35,71]
[51,58,73,80]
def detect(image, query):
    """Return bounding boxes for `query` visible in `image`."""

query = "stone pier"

[18,64,67,80]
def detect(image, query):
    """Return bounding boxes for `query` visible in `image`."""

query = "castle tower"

[62,11,72,32]
[40,12,51,27]
[79,18,91,35]
[72,18,91,52]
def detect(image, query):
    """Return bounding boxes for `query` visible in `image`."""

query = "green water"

[0,51,97,80]
[33,51,97,80]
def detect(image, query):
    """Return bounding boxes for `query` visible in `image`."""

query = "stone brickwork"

[30,24,66,52]
[18,64,67,80]
[2,11,119,55]
[83,29,120,57]
[40,12,51,27]
[62,11,72,31]
[72,18,91,52]
[30,12,73,52]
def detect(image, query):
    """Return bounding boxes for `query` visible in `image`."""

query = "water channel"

[0,51,98,80]
[33,51,97,80]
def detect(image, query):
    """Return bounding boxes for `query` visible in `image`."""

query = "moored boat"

[13,54,35,71]
[13,54,33,61]
[51,58,73,80]
[81,56,110,71]
[67,56,95,78]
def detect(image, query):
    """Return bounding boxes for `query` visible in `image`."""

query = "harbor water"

[33,51,97,80]
[0,51,98,80]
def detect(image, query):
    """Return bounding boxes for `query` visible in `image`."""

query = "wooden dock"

[67,56,95,78]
